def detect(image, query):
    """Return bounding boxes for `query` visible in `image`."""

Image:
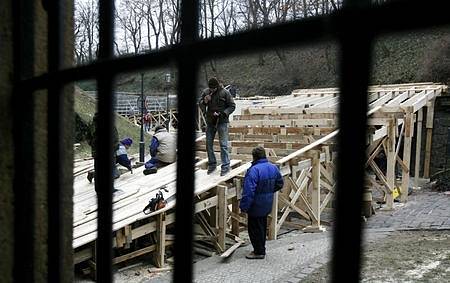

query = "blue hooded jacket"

[239,158,284,217]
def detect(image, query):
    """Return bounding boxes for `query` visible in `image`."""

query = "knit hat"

[154,124,165,132]
[208,77,220,88]
[121,137,133,146]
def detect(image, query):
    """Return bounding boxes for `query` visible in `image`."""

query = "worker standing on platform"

[116,137,133,173]
[240,146,284,259]
[143,124,176,175]
[198,77,236,176]
[86,112,121,189]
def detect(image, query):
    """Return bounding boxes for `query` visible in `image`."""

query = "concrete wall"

[430,95,450,175]
[0,1,15,282]
[0,1,74,282]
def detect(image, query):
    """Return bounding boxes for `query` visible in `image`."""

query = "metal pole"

[166,73,170,132]
[139,73,145,162]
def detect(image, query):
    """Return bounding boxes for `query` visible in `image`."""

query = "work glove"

[204,94,212,104]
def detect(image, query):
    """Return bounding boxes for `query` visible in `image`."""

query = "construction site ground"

[74,181,450,282]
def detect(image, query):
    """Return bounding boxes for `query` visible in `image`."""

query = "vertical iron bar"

[140,73,145,162]
[96,0,115,281]
[332,1,372,282]
[12,0,36,282]
[47,0,65,281]
[174,0,198,282]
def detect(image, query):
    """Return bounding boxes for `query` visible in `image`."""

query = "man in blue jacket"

[240,146,284,259]
[116,137,133,173]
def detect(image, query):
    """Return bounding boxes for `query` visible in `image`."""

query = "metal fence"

[12,0,450,282]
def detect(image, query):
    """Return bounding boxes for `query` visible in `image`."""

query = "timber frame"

[72,82,447,274]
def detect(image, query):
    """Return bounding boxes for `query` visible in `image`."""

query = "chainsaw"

[143,186,169,215]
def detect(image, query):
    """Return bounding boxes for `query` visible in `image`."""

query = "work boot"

[143,168,158,175]
[87,171,94,183]
[220,167,230,176]
[207,167,216,175]
[245,251,265,259]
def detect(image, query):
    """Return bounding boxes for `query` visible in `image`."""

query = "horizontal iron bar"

[19,0,450,91]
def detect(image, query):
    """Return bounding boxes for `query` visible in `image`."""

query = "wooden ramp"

[73,157,249,269]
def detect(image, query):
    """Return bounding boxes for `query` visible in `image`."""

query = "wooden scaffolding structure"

[73,82,447,274]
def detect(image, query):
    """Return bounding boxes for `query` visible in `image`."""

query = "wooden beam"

[401,113,414,202]
[217,185,227,252]
[423,99,435,178]
[414,109,423,187]
[231,179,241,237]
[154,212,166,268]
[277,172,310,231]
[386,119,396,209]
[310,151,321,227]
[268,191,279,240]
[276,130,339,165]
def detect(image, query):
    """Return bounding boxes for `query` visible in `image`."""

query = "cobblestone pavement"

[144,188,450,283]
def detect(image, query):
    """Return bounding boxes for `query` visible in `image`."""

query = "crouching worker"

[116,137,133,173]
[239,146,284,259]
[143,125,176,175]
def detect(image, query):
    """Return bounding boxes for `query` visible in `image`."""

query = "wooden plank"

[113,245,156,265]
[276,130,339,165]
[220,240,245,258]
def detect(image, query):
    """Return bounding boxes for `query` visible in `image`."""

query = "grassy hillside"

[80,27,449,97]
[74,87,152,159]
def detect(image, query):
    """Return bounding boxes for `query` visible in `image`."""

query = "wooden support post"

[154,212,166,268]
[268,191,278,240]
[401,113,414,203]
[385,119,396,209]
[232,179,242,237]
[124,225,132,249]
[217,185,227,252]
[414,109,423,187]
[303,150,325,232]
[424,99,435,178]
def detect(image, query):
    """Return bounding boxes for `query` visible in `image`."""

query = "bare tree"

[116,0,145,54]
[74,0,99,63]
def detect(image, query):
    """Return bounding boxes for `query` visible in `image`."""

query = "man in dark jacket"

[198,77,236,176]
[240,146,284,259]
[86,112,120,192]
[143,124,177,175]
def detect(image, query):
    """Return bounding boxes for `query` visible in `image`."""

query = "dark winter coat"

[199,86,236,125]
[240,158,284,217]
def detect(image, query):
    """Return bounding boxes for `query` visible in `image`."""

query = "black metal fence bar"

[11,0,450,282]
[12,0,36,282]
[173,1,199,281]
[47,0,66,281]
[95,0,115,281]
[20,0,450,93]
[332,1,372,281]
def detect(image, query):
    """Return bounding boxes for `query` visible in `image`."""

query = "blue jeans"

[205,122,230,171]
